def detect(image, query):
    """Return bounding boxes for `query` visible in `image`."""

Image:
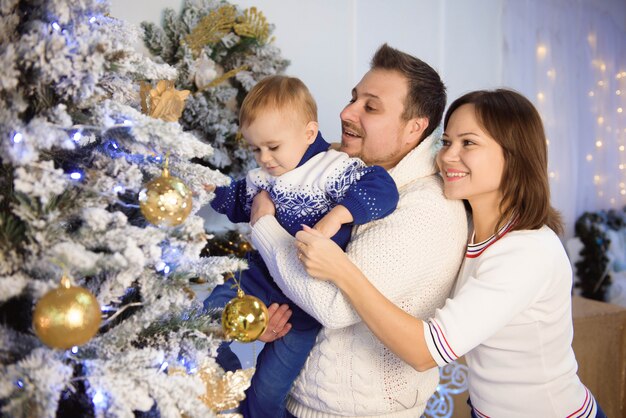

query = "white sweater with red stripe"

[424,225,597,418]
[251,132,468,417]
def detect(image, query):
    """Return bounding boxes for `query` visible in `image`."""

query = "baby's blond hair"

[239,75,318,128]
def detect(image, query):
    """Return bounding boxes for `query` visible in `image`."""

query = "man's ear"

[305,121,319,144]
[406,116,429,146]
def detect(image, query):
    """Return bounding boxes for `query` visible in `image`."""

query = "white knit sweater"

[251,132,468,418]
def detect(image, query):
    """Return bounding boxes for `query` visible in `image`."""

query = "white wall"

[110,0,504,142]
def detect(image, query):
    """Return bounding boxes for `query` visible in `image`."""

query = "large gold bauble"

[222,289,268,343]
[33,276,101,349]
[139,168,193,227]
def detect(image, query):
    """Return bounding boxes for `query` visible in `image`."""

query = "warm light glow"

[600,63,606,72]
[595,140,603,147]
[617,90,622,95]
[618,107,623,113]
[547,69,556,79]
[598,80,605,87]
[536,44,547,59]
[537,92,545,102]
[597,116,605,125]
[620,145,625,151]
[549,171,556,178]
[598,191,604,197]
[620,182,625,188]
[546,139,550,146]
[621,190,626,196]
[587,33,596,48]
[620,164,625,170]
[586,154,593,161]
[589,91,595,97]
[594,175,601,184]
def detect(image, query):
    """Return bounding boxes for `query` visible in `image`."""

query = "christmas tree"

[141,0,289,178]
[0,0,270,416]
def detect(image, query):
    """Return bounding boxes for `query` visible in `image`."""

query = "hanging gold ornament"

[169,358,254,416]
[139,158,193,227]
[32,275,101,349]
[222,288,268,343]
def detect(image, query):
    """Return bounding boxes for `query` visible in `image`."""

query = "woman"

[295,89,605,417]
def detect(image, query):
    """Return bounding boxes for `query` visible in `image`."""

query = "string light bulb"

[536,44,547,60]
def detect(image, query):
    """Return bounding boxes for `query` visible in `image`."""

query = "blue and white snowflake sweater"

[211,132,399,249]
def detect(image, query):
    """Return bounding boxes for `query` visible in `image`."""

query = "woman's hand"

[295,225,352,283]
[257,303,292,343]
[250,190,275,226]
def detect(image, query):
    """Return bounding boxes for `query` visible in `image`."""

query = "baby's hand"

[313,206,353,238]
[313,215,342,239]
[203,183,216,192]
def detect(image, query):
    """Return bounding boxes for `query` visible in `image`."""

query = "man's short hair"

[239,75,318,128]
[371,44,446,140]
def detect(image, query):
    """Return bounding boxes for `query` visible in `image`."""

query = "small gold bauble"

[222,289,268,343]
[139,168,193,227]
[33,276,101,349]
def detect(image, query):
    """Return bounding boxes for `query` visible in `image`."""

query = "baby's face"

[243,109,316,176]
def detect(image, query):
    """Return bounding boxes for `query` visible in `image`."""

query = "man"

[250,44,468,417]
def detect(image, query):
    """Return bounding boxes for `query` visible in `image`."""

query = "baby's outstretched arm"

[313,205,353,238]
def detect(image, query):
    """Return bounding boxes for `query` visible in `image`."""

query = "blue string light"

[12,132,23,144]
[69,171,83,180]
[92,391,107,409]
[51,22,61,31]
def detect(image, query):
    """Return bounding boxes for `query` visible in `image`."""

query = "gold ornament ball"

[33,277,102,349]
[222,290,269,343]
[139,169,193,227]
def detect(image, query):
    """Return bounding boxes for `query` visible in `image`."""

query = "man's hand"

[203,184,216,192]
[250,190,275,226]
[257,303,292,343]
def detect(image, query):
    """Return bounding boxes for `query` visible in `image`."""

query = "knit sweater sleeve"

[423,231,561,366]
[251,177,468,328]
[330,164,399,225]
[210,176,256,223]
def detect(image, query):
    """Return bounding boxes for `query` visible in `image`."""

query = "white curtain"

[501,0,626,238]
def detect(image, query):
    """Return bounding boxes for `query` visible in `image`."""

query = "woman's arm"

[251,183,468,329]
[297,225,437,371]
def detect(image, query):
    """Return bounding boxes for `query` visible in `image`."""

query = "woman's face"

[436,104,505,212]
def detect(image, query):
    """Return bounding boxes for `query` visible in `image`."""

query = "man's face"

[339,69,414,170]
